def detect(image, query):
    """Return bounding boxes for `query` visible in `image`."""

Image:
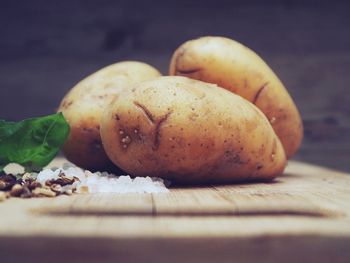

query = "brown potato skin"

[58,61,161,171]
[100,76,286,184]
[169,36,303,158]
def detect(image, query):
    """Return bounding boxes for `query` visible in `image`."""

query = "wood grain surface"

[1,159,350,262]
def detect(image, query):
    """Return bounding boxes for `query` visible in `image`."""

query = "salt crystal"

[3,163,25,175]
[101,172,110,177]
[37,168,61,184]
[33,164,169,194]
[118,175,132,184]
[64,167,85,181]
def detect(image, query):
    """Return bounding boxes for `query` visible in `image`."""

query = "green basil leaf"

[0,113,70,172]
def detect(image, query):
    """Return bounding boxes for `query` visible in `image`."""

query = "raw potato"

[100,76,286,184]
[169,36,303,158]
[58,61,161,171]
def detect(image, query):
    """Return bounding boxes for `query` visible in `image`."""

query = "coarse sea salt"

[36,164,169,194]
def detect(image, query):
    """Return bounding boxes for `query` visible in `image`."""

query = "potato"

[58,61,161,171]
[169,36,303,158]
[100,76,286,184]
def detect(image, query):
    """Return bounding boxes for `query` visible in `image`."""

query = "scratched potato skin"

[100,76,286,184]
[169,36,303,158]
[58,61,161,171]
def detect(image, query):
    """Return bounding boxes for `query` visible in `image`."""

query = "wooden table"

[1,159,350,262]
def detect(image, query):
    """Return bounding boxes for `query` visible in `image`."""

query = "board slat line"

[31,189,343,218]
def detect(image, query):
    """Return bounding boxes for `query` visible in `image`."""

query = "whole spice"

[50,184,62,194]
[20,185,32,198]
[32,187,56,197]
[28,181,42,190]
[10,184,24,197]
[22,173,34,181]
[46,172,75,186]
[0,191,6,202]
[0,173,17,191]
[1,164,168,201]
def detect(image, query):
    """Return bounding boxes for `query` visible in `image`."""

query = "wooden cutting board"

[1,158,350,263]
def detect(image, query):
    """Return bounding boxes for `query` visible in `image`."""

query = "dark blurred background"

[0,0,349,171]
